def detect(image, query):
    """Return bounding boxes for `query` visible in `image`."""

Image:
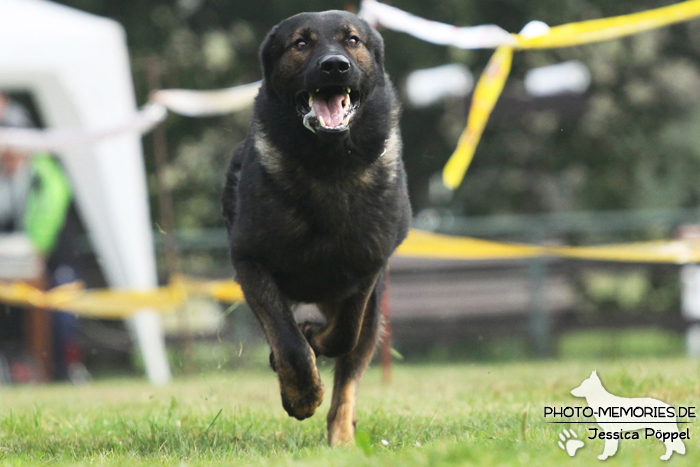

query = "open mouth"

[296,86,361,133]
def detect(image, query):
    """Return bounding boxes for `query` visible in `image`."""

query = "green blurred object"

[23,154,72,255]
[354,430,374,456]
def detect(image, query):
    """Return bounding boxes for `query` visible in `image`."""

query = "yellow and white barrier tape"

[3,229,700,319]
[360,0,700,189]
[2,2,699,318]
[446,0,700,188]
[4,0,698,171]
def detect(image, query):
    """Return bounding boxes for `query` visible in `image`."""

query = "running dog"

[571,370,686,460]
[222,10,411,446]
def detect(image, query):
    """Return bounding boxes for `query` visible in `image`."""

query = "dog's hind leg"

[323,271,386,446]
[598,437,618,460]
[304,273,379,359]
[234,260,324,421]
[661,430,686,460]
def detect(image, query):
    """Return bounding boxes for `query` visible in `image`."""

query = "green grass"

[1,359,699,466]
[559,329,685,360]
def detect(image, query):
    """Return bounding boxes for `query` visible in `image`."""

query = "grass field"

[1,358,699,466]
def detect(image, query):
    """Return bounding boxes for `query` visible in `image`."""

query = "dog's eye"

[294,39,308,49]
[347,36,360,46]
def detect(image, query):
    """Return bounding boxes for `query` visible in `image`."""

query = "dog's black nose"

[319,55,350,78]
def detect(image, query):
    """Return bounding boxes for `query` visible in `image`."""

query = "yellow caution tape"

[398,229,700,264]
[397,228,540,259]
[442,46,513,189]
[182,277,245,304]
[3,230,699,319]
[550,239,700,264]
[515,0,700,50]
[0,275,244,320]
[443,0,700,189]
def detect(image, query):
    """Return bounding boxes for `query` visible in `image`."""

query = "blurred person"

[0,92,89,383]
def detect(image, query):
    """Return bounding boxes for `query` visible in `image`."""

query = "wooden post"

[25,278,51,382]
[380,273,392,384]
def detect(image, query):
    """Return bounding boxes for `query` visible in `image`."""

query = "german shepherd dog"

[222,11,411,446]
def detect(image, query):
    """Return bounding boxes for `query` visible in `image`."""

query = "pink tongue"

[312,94,345,127]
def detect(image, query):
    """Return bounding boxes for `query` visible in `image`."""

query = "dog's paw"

[558,429,584,457]
[329,427,355,447]
[280,376,325,421]
[328,403,357,447]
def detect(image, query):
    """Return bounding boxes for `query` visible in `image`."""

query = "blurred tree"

[52,0,700,233]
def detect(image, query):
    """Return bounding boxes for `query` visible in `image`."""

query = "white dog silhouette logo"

[571,371,686,461]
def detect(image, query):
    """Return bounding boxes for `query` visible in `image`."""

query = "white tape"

[524,61,591,97]
[0,81,261,151]
[518,20,551,39]
[150,81,260,117]
[0,103,167,151]
[359,0,515,49]
[405,64,473,107]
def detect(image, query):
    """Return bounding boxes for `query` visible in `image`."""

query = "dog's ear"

[366,24,385,70]
[591,370,599,380]
[260,25,281,83]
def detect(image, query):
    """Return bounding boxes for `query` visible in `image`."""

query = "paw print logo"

[558,429,584,457]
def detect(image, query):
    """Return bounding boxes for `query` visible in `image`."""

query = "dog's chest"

[260,171,396,268]
[295,177,394,251]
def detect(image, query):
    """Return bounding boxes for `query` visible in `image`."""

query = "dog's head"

[571,370,602,398]
[260,10,386,136]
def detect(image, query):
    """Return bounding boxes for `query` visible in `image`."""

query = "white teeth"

[308,94,313,108]
[318,115,326,127]
[303,108,317,133]
[342,115,351,126]
[346,87,351,94]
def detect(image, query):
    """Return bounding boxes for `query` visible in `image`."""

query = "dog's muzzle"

[295,53,363,134]
[296,86,360,134]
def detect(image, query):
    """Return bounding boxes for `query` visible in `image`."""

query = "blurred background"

[3,0,700,383]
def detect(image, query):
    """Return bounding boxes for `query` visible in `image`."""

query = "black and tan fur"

[222,10,410,446]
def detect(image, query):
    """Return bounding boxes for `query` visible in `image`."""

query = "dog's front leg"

[315,271,385,446]
[234,260,324,420]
